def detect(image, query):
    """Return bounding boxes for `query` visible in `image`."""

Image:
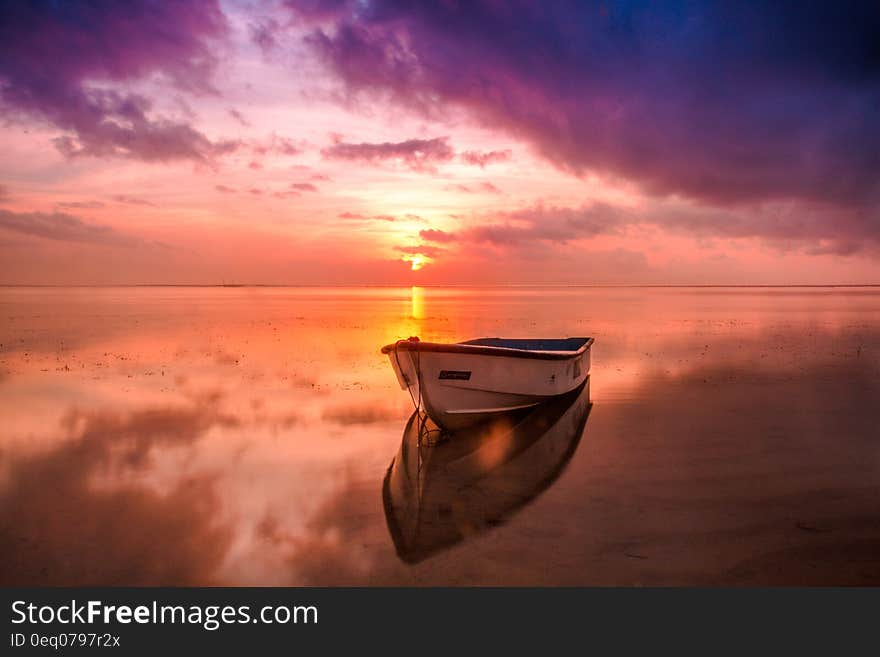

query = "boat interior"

[459,337,590,352]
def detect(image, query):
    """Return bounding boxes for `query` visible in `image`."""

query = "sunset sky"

[0,1,878,285]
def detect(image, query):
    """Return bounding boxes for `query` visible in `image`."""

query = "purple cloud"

[251,134,305,157]
[419,229,456,243]
[249,18,281,54]
[336,211,400,222]
[0,208,138,246]
[394,244,444,258]
[228,108,250,127]
[465,203,622,247]
[56,201,105,210]
[460,149,511,168]
[291,1,880,248]
[0,1,236,164]
[409,203,623,252]
[645,201,879,255]
[111,195,156,207]
[446,182,502,194]
[321,136,454,172]
[429,198,880,255]
[290,183,318,192]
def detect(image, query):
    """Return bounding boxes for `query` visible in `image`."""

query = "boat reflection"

[382,378,592,563]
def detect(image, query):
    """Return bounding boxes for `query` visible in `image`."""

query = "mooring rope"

[393,337,443,444]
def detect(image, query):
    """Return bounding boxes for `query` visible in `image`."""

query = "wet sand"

[0,286,878,585]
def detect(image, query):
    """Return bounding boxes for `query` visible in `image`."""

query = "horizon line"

[2,283,880,289]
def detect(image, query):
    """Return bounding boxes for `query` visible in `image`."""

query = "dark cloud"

[463,203,623,247]
[292,1,880,246]
[646,201,880,255]
[215,184,237,193]
[321,136,454,172]
[432,198,880,256]
[249,18,281,54]
[394,244,444,258]
[0,184,8,201]
[275,139,304,156]
[291,182,318,192]
[0,1,236,164]
[111,194,156,207]
[419,228,456,243]
[336,212,397,222]
[228,108,250,127]
[251,134,304,157]
[447,182,504,194]
[56,200,106,210]
[460,149,511,167]
[0,208,139,246]
[273,190,301,199]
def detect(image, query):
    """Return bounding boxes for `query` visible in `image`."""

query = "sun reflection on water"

[410,286,425,319]
[2,286,879,585]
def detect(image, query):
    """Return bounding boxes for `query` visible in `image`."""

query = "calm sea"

[1,286,878,585]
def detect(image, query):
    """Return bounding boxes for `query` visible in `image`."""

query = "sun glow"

[406,255,426,271]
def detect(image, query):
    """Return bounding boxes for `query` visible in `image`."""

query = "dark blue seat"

[459,337,589,352]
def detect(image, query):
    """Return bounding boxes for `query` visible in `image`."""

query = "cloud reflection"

[1,287,879,585]
[0,400,237,585]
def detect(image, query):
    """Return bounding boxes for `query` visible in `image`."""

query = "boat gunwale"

[380,337,593,361]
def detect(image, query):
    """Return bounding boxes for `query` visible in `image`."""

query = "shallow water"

[1,285,879,585]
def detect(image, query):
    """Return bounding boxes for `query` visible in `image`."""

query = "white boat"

[381,336,593,431]
[382,378,592,563]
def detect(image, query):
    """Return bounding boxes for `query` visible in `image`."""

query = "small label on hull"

[439,370,471,380]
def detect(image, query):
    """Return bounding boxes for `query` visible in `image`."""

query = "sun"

[400,251,427,270]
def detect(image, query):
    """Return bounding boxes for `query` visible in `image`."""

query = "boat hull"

[382,378,592,562]
[384,338,592,431]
